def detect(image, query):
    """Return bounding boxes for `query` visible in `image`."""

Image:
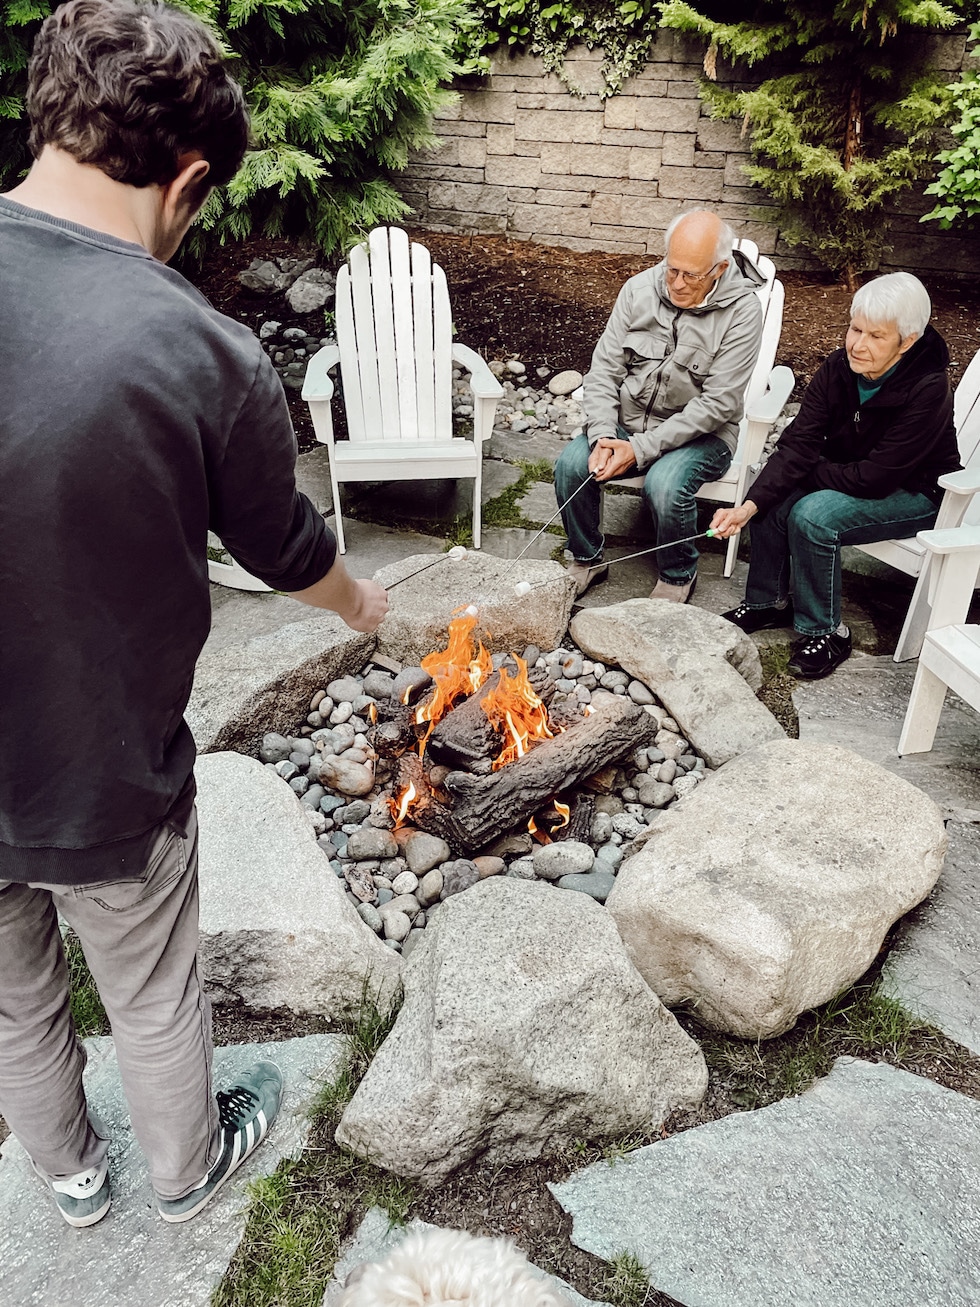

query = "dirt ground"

[188,229,980,455]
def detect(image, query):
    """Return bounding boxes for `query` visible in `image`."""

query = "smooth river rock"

[335,878,707,1185]
[606,739,947,1038]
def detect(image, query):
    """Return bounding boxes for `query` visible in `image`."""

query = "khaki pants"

[0,808,218,1199]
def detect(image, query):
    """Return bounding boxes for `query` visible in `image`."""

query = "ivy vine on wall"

[456,0,661,96]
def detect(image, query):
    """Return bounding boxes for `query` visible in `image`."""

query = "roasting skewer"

[511,528,718,596]
[384,544,469,590]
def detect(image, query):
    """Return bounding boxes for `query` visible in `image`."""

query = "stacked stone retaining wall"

[397,28,979,278]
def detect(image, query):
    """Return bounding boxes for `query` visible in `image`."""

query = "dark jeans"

[745,487,939,636]
[554,430,733,584]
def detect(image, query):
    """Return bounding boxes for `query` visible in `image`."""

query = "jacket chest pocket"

[621,330,671,415]
[664,341,711,411]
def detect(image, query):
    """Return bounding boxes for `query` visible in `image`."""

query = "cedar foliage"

[0,0,472,254]
[658,0,966,287]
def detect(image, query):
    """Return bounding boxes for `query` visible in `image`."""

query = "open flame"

[480,657,555,770]
[392,780,417,825]
[390,613,562,825]
[414,612,493,747]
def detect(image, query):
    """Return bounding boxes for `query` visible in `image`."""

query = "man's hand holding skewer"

[588,437,637,482]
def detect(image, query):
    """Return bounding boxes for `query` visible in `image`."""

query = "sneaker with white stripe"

[31,1156,111,1227]
[157,1061,283,1224]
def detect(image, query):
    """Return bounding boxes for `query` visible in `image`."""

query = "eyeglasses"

[665,262,722,286]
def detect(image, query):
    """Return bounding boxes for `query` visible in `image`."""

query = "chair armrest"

[916,525,980,555]
[452,343,505,400]
[938,468,980,496]
[301,344,340,402]
[745,366,795,426]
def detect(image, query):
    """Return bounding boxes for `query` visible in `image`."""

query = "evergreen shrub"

[658,0,966,286]
[0,0,473,255]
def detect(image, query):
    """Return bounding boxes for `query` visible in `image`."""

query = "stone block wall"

[397,28,980,278]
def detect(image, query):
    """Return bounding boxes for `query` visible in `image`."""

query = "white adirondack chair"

[599,237,795,577]
[897,525,980,755]
[301,227,504,553]
[857,346,980,662]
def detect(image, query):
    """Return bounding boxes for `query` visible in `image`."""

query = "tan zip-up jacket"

[582,248,765,470]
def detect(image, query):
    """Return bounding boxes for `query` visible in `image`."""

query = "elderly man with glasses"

[555,209,765,602]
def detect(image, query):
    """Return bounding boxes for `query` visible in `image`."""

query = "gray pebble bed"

[256,644,711,958]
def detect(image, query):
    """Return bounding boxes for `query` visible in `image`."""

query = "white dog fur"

[336,1227,574,1307]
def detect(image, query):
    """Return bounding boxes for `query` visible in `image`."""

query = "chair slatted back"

[735,240,780,437]
[949,349,980,528]
[335,227,453,443]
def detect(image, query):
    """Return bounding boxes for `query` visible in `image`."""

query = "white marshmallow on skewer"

[464,604,479,617]
[448,545,468,560]
[514,581,532,597]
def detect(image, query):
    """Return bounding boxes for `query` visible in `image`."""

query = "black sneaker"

[721,600,794,634]
[157,1061,283,1224]
[788,630,852,679]
[31,1157,111,1228]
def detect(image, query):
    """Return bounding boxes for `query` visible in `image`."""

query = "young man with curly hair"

[0,0,386,1228]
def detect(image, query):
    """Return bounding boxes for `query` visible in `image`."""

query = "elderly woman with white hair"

[712,272,961,678]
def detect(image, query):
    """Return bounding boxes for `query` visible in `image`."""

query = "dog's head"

[338,1227,574,1307]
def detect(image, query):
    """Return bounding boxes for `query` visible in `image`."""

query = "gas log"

[402,694,658,852]
[426,665,555,771]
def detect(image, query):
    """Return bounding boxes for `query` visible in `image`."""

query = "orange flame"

[388,615,562,825]
[392,781,417,826]
[414,613,493,746]
[480,657,555,770]
[553,801,570,829]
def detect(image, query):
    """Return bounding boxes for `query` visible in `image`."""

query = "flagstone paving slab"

[880,819,980,1055]
[321,1205,611,1307]
[550,1058,980,1307]
[0,1034,343,1307]
[794,655,980,817]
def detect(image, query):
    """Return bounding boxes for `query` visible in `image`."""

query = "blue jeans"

[745,487,939,636]
[554,430,733,584]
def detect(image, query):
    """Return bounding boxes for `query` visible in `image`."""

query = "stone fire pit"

[186,549,947,1180]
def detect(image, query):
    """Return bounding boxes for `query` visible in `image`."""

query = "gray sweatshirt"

[582,249,765,468]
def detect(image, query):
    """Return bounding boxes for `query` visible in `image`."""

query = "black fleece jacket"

[749,325,960,516]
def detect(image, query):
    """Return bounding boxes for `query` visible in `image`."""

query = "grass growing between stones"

[680,977,977,1118]
[604,1251,657,1307]
[64,929,109,1038]
[210,969,980,1307]
[212,987,414,1307]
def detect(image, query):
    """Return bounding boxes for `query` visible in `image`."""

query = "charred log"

[425,665,556,771]
[554,791,595,843]
[407,695,657,852]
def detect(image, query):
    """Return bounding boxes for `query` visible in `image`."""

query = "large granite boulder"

[196,752,402,1015]
[570,600,783,767]
[335,878,707,1185]
[187,610,374,756]
[606,739,947,1039]
[373,552,575,665]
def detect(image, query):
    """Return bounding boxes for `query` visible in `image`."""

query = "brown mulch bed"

[187,230,980,455]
